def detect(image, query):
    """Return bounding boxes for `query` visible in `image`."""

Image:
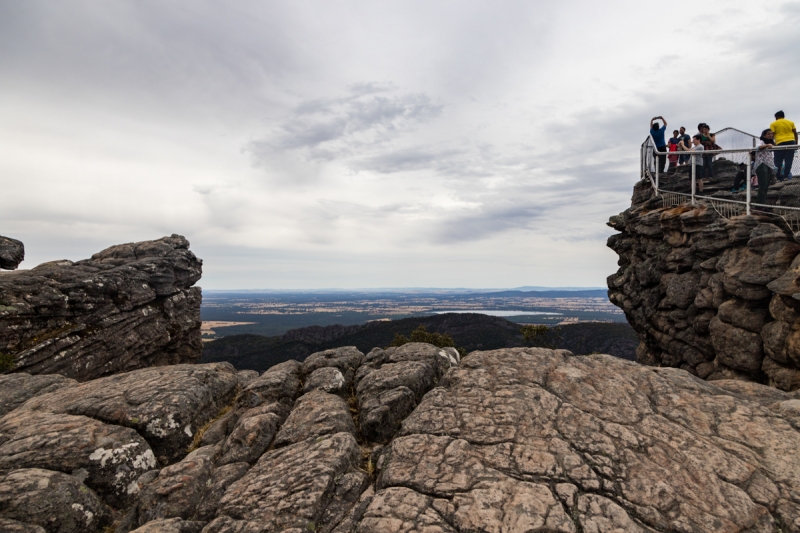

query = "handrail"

[641,129,800,227]
[713,126,758,137]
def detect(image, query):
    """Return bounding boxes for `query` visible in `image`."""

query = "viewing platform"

[641,127,800,229]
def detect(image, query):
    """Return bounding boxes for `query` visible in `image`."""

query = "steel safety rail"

[640,132,800,215]
[657,189,800,232]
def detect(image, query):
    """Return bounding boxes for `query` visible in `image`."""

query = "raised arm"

[659,116,668,128]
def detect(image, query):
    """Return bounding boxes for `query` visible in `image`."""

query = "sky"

[1,1,799,289]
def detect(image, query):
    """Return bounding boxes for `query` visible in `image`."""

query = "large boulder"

[355,343,459,443]
[0,468,113,533]
[0,235,24,270]
[211,432,364,532]
[17,363,239,464]
[0,410,158,508]
[0,235,203,381]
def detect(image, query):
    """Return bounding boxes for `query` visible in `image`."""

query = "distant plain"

[200,288,624,340]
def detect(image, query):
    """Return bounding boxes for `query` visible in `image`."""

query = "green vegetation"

[201,314,638,372]
[390,325,466,358]
[521,325,562,349]
[390,325,455,348]
[0,352,15,372]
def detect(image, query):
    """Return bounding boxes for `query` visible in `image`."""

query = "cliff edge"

[0,235,203,381]
[608,177,800,391]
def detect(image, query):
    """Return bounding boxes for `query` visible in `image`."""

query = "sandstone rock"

[301,346,364,391]
[215,432,362,532]
[0,372,76,416]
[235,370,259,389]
[608,203,800,390]
[0,518,46,533]
[136,445,217,526]
[219,413,281,464]
[0,468,113,533]
[0,410,158,508]
[18,363,239,464]
[130,518,206,533]
[356,343,458,443]
[709,316,764,373]
[238,360,301,407]
[273,390,356,447]
[198,408,239,448]
[304,366,348,395]
[385,348,800,532]
[355,487,456,532]
[0,235,203,381]
[0,235,24,270]
[194,462,250,522]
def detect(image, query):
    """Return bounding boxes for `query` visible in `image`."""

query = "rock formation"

[0,235,24,270]
[0,235,203,380]
[608,167,800,391]
[1,345,799,532]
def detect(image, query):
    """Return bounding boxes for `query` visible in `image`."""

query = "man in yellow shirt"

[770,110,798,181]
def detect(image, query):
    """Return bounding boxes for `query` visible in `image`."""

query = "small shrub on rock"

[390,325,467,358]
[520,325,562,349]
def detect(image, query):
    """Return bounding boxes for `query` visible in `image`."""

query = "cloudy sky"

[1,1,798,289]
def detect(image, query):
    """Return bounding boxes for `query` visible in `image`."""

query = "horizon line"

[202,286,608,292]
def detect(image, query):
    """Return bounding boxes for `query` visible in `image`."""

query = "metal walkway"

[641,128,800,232]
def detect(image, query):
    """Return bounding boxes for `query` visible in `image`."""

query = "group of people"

[648,112,798,202]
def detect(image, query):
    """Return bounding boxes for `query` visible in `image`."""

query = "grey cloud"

[249,88,444,163]
[0,1,300,121]
[431,201,549,243]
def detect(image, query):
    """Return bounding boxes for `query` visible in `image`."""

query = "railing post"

[641,144,644,180]
[746,158,751,215]
[655,147,659,192]
[691,159,696,206]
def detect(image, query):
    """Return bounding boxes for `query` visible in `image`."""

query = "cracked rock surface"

[0,235,203,381]
[370,348,800,533]
[3,343,800,532]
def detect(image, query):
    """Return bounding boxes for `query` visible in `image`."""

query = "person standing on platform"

[754,129,777,204]
[678,127,691,165]
[698,124,717,180]
[770,111,797,181]
[649,116,668,173]
[668,130,681,170]
[679,134,705,193]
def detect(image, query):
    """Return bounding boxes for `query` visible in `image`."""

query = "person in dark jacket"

[649,116,668,172]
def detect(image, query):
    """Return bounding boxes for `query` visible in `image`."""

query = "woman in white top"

[678,134,705,192]
[754,129,777,205]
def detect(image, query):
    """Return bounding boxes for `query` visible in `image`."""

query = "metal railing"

[641,128,800,230]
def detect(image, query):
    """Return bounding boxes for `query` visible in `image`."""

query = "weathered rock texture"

[2,345,800,532]
[0,235,24,270]
[0,235,203,380]
[608,176,800,391]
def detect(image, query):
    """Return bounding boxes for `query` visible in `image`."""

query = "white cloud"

[1,0,798,288]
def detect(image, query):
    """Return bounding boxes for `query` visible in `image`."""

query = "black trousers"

[733,170,746,190]
[653,146,667,173]
[755,164,773,204]
[702,155,714,177]
[774,141,796,179]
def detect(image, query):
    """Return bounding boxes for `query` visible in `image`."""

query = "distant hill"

[201,313,638,372]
